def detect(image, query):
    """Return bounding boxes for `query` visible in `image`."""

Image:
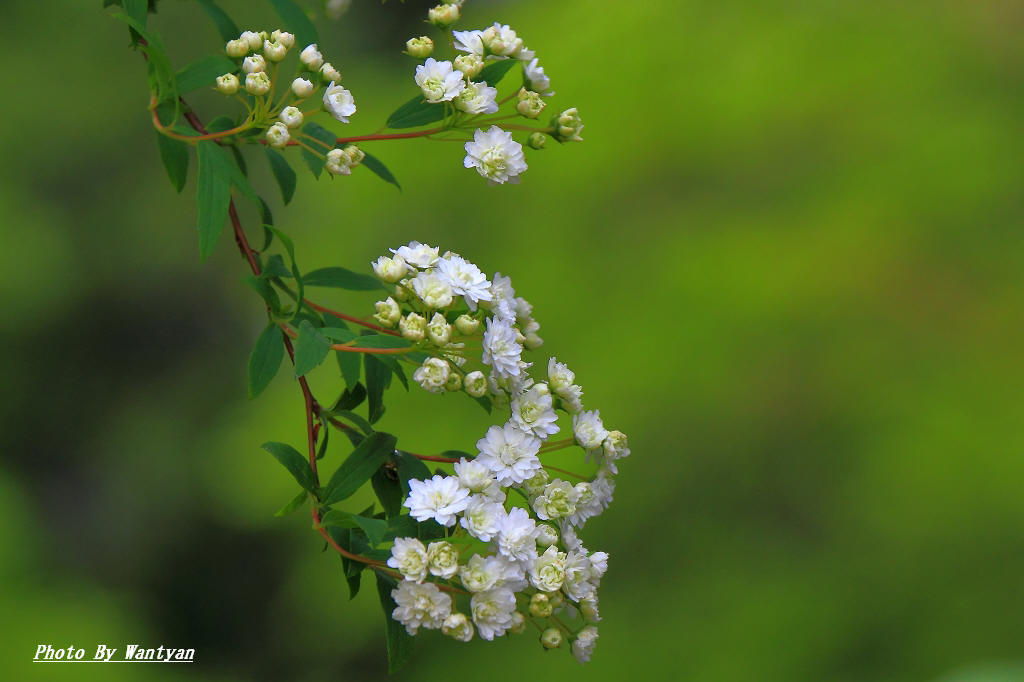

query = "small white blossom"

[496,507,539,563]
[481,23,524,57]
[428,3,460,27]
[291,77,315,98]
[455,314,481,335]
[323,82,356,123]
[541,627,563,649]
[404,474,470,527]
[547,357,575,394]
[529,545,567,592]
[524,58,552,95]
[555,107,584,142]
[510,384,560,438]
[215,73,239,95]
[459,495,505,541]
[414,58,465,103]
[560,383,585,413]
[464,126,527,185]
[411,271,454,309]
[573,409,609,450]
[476,422,542,486]
[572,626,599,663]
[435,254,493,310]
[454,53,484,78]
[563,549,599,601]
[453,458,498,496]
[373,297,401,327]
[263,40,287,62]
[299,43,324,70]
[603,430,630,461]
[406,36,434,58]
[580,594,601,623]
[470,587,517,640]
[521,469,550,498]
[239,30,262,51]
[391,580,452,635]
[463,370,488,398]
[442,612,474,642]
[320,62,341,82]
[399,312,427,341]
[413,357,450,393]
[225,39,248,58]
[427,541,460,579]
[387,537,429,583]
[533,479,579,521]
[482,317,522,378]
[489,273,516,321]
[271,29,295,49]
[391,241,440,269]
[279,106,304,129]
[452,29,484,56]
[245,71,271,95]
[455,80,499,115]
[515,87,546,118]
[535,524,559,547]
[265,122,290,148]
[325,148,352,175]
[371,255,409,282]
[427,312,452,345]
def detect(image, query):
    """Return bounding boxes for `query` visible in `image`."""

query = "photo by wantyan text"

[34,643,195,662]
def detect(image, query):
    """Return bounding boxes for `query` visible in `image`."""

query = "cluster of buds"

[371,242,629,663]
[217,29,297,96]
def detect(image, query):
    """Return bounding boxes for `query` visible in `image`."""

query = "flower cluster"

[214,28,364,176]
[373,241,629,662]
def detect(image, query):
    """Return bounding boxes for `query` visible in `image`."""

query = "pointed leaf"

[264,147,297,204]
[386,94,444,129]
[475,59,519,86]
[273,490,308,516]
[196,0,239,42]
[248,323,285,398]
[261,441,316,492]
[195,140,231,260]
[176,55,237,94]
[302,266,381,291]
[361,152,401,191]
[375,572,415,673]
[156,131,189,193]
[322,432,397,505]
[294,320,331,377]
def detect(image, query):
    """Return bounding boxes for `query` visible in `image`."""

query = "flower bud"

[342,144,364,167]
[265,122,290,148]
[271,30,295,49]
[540,627,562,649]
[371,256,408,283]
[515,88,546,119]
[245,72,271,95]
[278,106,303,129]
[413,357,450,393]
[225,39,248,58]
[242,54,266,74]
[524,332,543,349]
[453,54,484,79]
[454,313,480,335]
[508,611,527,635]
[427,312,452,346]
[320,62,342,82]
[580,596,600,623]
[535,524,559,547]
[463,370,487,397]
[373,297,401,327]
[529,593,553,618]
[263,40,287,63]
[405,36,434,58]
[239,30,262,51]
[442,613,474,642]
[399,313,426,341]
[215,73,239,95]
[324,148,352,176]
[394,280,412,301]
[445,372,462,392]
[527,132,547,150]
[553,107,584,142]
[481,24,523,57]
[299,44,324,71]
[428,4,460,28]
[291,78,315,98]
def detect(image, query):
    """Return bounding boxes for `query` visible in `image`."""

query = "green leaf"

[346,334,411,350]
[123,0,148,27]
[300,122,336,178]
[196,0,239,42]
[175,55,236,94]
[475,59,519,86]
[267,0,318,52]
[261,441,316,492]
[333,382,367,412]
[302,267,381,291]
[372,466,403,519]
[375,572,415,674]
[332,410,374,436]
[261,254,293,279]
[155,131,189,193]
[372,354,409,391]
[384,514,419,540]
[248,323,284,398]
[195,140,231,261]
[242,275,282,313]
[364,355,388,424]
[326,526,364,599]
[322,432,397,505]
[293,320,331,377]
[361,152,401,191]
[316,420,330,460]
[264,148,297,204]
[273,489,308,516]
[323,511,388,547]
[385,94,444,129]
[319,326,356,342]
[395,451,431,494]
[337,352,362,389]
[111,13,176,105]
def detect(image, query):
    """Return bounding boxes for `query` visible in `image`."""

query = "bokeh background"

[2,0,1023,680]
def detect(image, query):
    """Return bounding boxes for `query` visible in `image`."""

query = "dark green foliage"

[261,441,316,492]
[248,323,284,398]
[321,433,397,505]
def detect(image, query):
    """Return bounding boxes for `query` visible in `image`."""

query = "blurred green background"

[1,0,1023,680]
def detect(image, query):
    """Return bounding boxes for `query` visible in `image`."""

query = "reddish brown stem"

[303,299,401,336]
[280,325,413,354]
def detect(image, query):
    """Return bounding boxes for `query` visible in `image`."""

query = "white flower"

[555,107,584,142]
[325,148,352,175]
[482,317,522,378]
[560,521,583,552]
[563,549,598,601]
[225,39,248,58]
[535,524,559,547]
[271,29,295,48]
[573,409,609,450]
[279,106,303,129]
[481,23,523,57]
[413,357,450,393]
[414,58,465,103]
[428,3,460,27]
[299,43,324,70]
[464,126,528,185]
[406,36,434,58]
[387,537,429,583]
[442,612,474,642]
[373,297,401,327]
[449,54,481,81]
[547,357,575,394]
[463,370,488,398]
[459,495,505,541]
[435,254,493,310]
[215,73,239,95]
[603,430,630,461]
[245,71,271,95]
[391,580,452,635]
[489,273,516,321]
[399,312,426,341]
[371,255,409,283]
[521,469,549,498]
[572,626,599,663]
[566,481,597,526]
[452,29,484,56]
[410,271,454,309]
[263,40,287,62]
[320,62,342,82]
[426,312,452,345]
[497,507,539,563]
[455,314,481,335]
[323,82,356,123]
[470,587,517,640]
[541,627,563,649]
[453,458,498,496]
[561,383,584,413]
[291,77,315,98]
[510,384,560,438]
[530,545,567,592]
[580,594,601,623]
[524,58,552,95]
[404,474,470,526]
[455,80,499,115]
[427,541,460,579]
[459,553,526,593]
[391,241,440,269]
[239,30,262,51]
[533,479,579,521]
[476,422,542,486]
[515,87,546,119]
